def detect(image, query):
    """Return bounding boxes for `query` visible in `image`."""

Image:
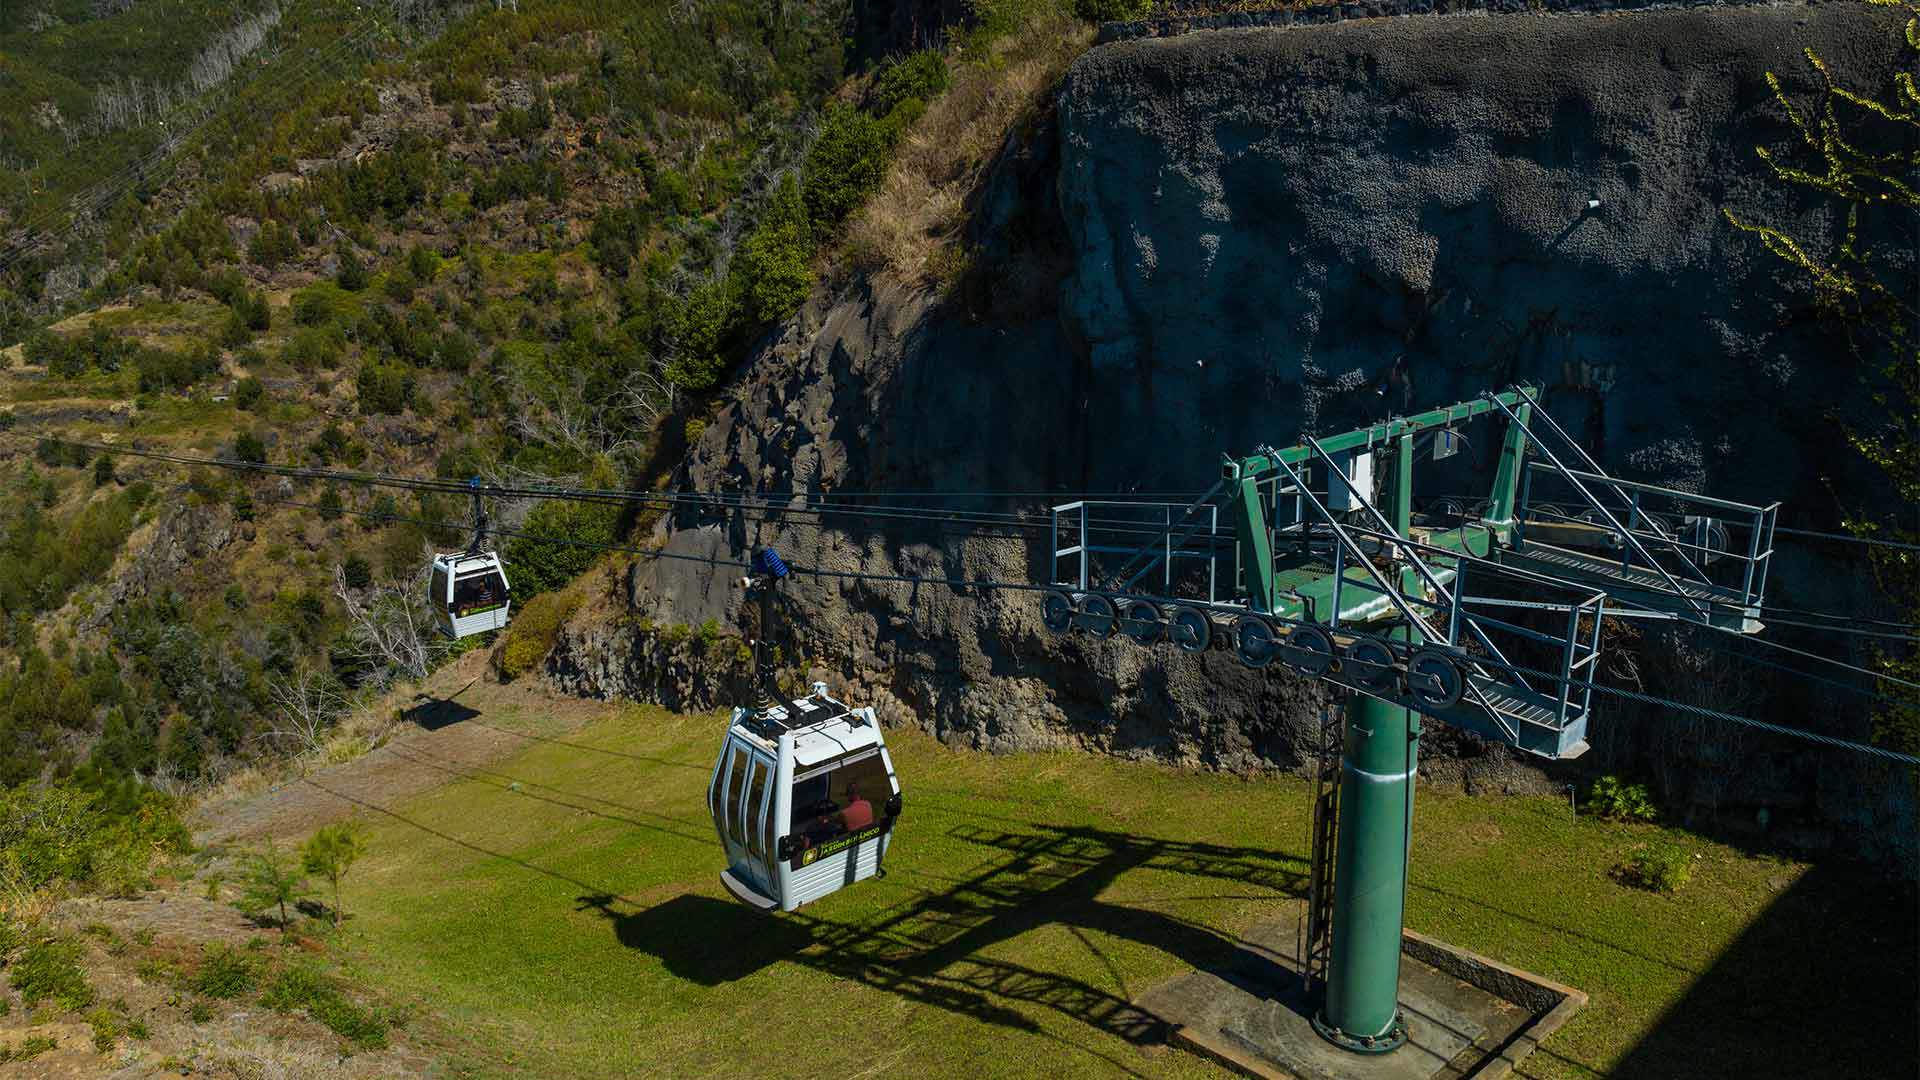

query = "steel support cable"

[254,490,1920,769]
[1774,524,1920,554]
[29,433,1920,696]
[34,433,1920,698]
[16,434,1226,542]
[0,20,389,273]
[1684,634,1920,711]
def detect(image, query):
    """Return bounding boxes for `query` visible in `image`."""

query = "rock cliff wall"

[572,2,1916,863]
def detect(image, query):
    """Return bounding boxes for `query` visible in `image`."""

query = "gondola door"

[710,733,781,908]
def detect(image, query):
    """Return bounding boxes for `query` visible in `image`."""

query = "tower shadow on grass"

[577,824,1308,1044]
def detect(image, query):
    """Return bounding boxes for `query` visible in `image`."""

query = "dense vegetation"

[0,0,1110,818]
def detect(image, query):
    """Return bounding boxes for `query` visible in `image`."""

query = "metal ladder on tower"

[1300,696,1343,991]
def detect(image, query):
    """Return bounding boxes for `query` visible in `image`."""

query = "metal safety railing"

[1489,387,1778,625]
[1050,498,1226,601]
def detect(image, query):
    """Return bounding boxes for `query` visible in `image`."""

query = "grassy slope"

[332,702,1915,1079]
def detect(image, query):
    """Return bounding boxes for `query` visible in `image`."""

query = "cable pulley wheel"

[1283,626,1335,677]
[1076,594,1117,639]
[1344,638,1396,689]
[1169,607,1212,653]
[1121,601,1164,645]
[1233,616,1280,668]
[1041,591,1076,635]
[1407,649,1465,710]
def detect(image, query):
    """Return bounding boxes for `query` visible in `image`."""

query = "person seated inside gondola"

[837,783,874,833]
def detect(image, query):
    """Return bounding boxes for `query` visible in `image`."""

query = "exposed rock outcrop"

[580,2,1915,862]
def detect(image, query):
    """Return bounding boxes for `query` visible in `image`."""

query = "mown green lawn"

[334,703,1915,1079]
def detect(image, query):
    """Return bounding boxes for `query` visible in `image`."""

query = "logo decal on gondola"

[791,819,892,870]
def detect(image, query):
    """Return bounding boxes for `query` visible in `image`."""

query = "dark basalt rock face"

[583,2,1915,864]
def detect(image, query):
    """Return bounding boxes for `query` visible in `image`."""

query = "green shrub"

[872,50,950,115]
[683,418,707,446]
[803,104,895,233]
[87,1005,122,1051]
[188,999,214,1024]
[293,287,337,327]
[1588,776,1658,822]
[220,308,254,348]
[0,784,188,894]
[356,362,415,415]
[92,455,115,487]
[247,221,300,268]
[317,487,345,521]
[1617,843,1693,894]
[282,325,343,371]
[499,590,583,680]
[301,822,367,927]
[0,1036,57,1064]
[236,841,312,933]
[733,174,814,324]
[233,431,267,464]
[662,279,735,391]
[383,267,417,304]
[507,499,619,597]
[341,555,372,590]
[337,249,369,292]
[1071,0,1153,21]
[262,963,388,1049]
[9,935,93,1012]
[190,944,257,999]
[233,376,266,411]
[406,244,440,283]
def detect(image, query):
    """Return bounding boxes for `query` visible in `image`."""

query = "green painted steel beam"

[1266,525,1493,624]
[1485,399,1532,537]
[1231,476,1277,615]
[1222,387,1537,480]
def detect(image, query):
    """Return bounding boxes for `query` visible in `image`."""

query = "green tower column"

[1314,635,1421,1053]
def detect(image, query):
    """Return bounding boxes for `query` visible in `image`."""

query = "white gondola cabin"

[429,551,511,639]
[708,683,901,913]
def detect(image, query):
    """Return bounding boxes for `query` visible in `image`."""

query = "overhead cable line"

[234,487,1920,769]
[23,433,1920,648]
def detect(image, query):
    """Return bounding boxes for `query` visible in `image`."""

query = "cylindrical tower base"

[1315,684,1419,1053]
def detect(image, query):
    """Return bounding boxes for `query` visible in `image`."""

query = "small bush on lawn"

[1587,775,1658,822]
[0,1036,57,1064]
[9,934,93,1011]
[190,943,257,999]
[263,963,390,1049]
[1617,843,1693,894]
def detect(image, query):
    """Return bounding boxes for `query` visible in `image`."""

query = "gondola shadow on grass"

[575,823,1309,1042]
[404,688,482,732]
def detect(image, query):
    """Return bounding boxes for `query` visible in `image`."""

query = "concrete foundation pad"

[1136,916,1585,1080]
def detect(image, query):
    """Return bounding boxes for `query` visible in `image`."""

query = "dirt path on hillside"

[195,650,617,848]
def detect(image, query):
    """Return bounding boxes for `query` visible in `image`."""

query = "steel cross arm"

[1482,393,1712,620]
[1108,478,1230,595]
[1302,436,1535,690]
[1305,436,1460,611]
[1262,451,1449,645]
[1510,385,1714,587]
[1224,387,1537,479]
